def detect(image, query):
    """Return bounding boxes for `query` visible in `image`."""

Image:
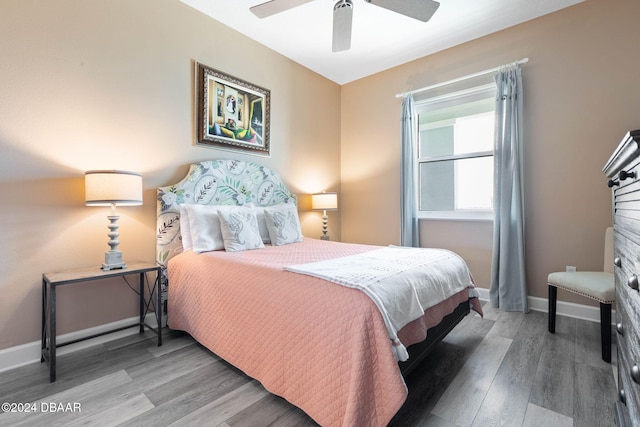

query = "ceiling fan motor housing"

[332,0,354,52]
[335,0,353,10]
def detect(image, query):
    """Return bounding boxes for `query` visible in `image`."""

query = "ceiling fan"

[250,0,440,52]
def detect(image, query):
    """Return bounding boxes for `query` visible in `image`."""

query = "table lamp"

[311,192,338,240]
[85,170,143,270]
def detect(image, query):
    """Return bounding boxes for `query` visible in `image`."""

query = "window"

[416,84,496,220]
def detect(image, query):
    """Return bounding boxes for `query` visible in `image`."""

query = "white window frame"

[416,84,496,221]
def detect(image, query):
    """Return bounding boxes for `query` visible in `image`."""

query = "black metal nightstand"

[41,262,162,382]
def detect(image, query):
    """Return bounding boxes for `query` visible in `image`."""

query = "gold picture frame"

[196,63,270,155]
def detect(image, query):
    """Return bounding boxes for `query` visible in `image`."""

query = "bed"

[156,159,482,426]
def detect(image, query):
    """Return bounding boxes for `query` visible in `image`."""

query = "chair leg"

[600,302,611,363]
[548,285,557,333]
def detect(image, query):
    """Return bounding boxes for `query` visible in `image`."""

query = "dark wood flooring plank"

[470,311,547,427]
[120,364,250,426]
[145,331,198,358]
[0,344,110,403]
[125,343,219,386]
[167,380,269,426]
[0,370,133,426]
[101,329,161,351]
[224,393,313,426]
[268,405,320,427]
[419,414,458,427]
[573,362,617,427]
[431,332,512,426]
[479,302,501,321]
[522,403,573,427]
[486,310,526,340]
[390,315,493,426]
[14,336,156,404]
[389,372,449,426]
[67,393,155,427]
[529,314,576,417]
[575,317,614,370]
[429,314,495,379]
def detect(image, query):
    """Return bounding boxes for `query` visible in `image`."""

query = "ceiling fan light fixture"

[332,0,353,52]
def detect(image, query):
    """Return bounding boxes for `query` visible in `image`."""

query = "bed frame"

[399,300,470,375]
[156,159,472,376]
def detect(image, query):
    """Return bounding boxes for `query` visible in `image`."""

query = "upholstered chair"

[547,227,615,362]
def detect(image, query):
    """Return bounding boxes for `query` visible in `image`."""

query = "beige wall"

[341,0,640,304]
[0,0,341,350]
[3,0,639,352]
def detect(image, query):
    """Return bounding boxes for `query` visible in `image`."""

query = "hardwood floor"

[0,303,617,426]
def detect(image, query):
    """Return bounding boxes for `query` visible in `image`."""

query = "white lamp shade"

[311,192,338,211]
[85,170,143,206]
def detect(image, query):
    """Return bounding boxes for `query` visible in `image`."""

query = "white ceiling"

[180,0,585,85]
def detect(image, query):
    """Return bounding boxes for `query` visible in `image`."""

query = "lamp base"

[101,250,127,271]
[320,212,330,241]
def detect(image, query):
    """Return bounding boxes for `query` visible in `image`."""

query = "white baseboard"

[476,287,612,323]
[0,316,158,374]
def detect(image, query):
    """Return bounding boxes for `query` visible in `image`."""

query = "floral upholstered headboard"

[156,159,297,295]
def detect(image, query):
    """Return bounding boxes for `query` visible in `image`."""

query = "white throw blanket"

[285,246,477,361]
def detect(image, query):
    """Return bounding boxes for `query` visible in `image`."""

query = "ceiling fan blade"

[367,0,440,22]
[250,0,315,18]
[332,0,353,52]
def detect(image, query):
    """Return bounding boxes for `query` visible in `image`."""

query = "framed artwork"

[196,63,270,155]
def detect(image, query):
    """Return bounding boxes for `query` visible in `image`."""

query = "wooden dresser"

[603,129,640,427]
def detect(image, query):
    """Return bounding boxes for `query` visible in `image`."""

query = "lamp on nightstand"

[311,191,338,240]
[85,170,143,271]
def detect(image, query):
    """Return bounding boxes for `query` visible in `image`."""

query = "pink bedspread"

[168,238,479,426]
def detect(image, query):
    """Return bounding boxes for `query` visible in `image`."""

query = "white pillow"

[264,203,303,246]
[184,204,237,253]
[245,203,271,243]
[179,205,192,251]
[218,208,265,252]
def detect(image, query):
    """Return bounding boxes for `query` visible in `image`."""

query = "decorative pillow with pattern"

[245,203,271,243]
[264,203,303,246]
[218,208,265,252]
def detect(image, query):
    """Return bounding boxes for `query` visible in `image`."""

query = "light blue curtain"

[490,64,528,312]
[401,94,419,247]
